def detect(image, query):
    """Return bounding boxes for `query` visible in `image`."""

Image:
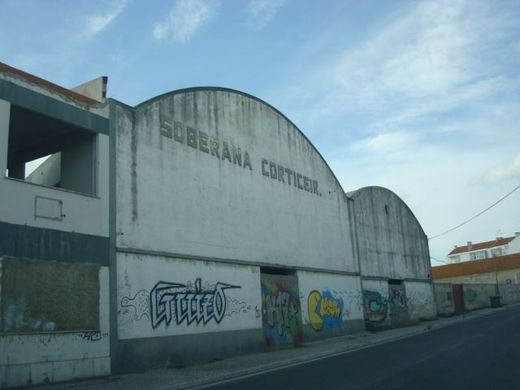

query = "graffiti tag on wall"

[363,290,388,323]
[261,274,302,347]
[150,278,240,328]
[263,292,299,335]
[307,290,344,331]
[120,281,251,329]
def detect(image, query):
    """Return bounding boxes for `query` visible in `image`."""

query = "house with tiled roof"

[433,252,520,285]
[447,232,520,264]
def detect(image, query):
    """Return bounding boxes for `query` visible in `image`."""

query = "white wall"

[0,264,110,388]
[0,99,9,175]
[114,91,355,272]
[351,187,430,280]
[507,235,520,254]
[117,252,262,339]
[297,271,363,332]
[0,98,109,238]
[404,281,436,320]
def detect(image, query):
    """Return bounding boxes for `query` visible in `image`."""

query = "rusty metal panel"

[1,257,100,332]
[452,284,465,313]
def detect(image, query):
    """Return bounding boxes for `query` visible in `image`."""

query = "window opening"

[6,105,97,195]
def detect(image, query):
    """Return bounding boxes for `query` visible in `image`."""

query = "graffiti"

[79,331,108,342]
[150,278,240,328]
[261,275,302,347]
[224,298,251,317]
[464,288,477,303]
[263,292,299,335]
[121,290,150,320]
[307,290,344,331]
[389,288,407,308]
[363,290,388,323]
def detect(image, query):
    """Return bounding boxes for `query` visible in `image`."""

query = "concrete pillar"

[0,99,11,175]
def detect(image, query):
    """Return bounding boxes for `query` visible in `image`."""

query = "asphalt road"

[204,305,520,390]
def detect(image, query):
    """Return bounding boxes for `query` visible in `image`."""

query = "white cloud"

[350,131,419,153]
[477,155,520,184]
[83,0,128,37]
[246,0,285,30]
[153,0,219,43]
[301,0,514,123]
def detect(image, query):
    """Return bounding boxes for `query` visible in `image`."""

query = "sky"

[1,0,519,265]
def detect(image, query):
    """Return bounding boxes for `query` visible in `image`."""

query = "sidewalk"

[43,306,506,390]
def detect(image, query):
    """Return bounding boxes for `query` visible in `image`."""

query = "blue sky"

[1,0,519,264]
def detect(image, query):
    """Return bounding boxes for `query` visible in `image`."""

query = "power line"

[429,183,520,240]
[430,256,447,264]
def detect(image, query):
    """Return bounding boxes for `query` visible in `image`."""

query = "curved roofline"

[126,86,348,200]
[348,185,427,238]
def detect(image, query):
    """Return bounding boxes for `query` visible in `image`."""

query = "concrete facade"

[111,89,360,370]
[433,283,456,316]
[349,187,435,328]
[0,63,440,387]
[433,282,520,313]
[0,63,110,387]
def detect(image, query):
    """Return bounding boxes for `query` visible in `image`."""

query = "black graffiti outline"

[150,278,241,329]
[120,289,150,320]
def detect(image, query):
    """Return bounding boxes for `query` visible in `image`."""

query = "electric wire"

[428,183,520,240]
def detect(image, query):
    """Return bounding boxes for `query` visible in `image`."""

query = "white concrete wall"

[0,264,110,388]
[433,283,455,316]
[0,99,10,176]
[507,236,520,255]
[114,90,355,272]
[434,268,520,285]
[463,284,496,311]
[404,281,436,320]
[117,252,262,339]
[500,284,520,305]
[351,187,430,280]
[0,98,109,238]
[297,271,363,332]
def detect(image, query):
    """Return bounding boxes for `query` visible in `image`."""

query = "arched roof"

[348,185,427,238]
[126,86,347,200]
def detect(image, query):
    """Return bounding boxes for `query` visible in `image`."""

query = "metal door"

[388,281,409,325]
[452,284,465,313]
[260,272,303,347]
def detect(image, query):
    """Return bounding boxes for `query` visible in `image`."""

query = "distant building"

[447,232,520,263]
[433,253,520,285]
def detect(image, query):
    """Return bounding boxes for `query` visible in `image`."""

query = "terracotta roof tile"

[432,252,520,280]
[448,236,515,255]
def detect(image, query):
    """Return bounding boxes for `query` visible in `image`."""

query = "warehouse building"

[349,187,435,328]
[0,63,434,387]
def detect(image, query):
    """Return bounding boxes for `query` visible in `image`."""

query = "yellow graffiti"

[307,290,343,331]
[308,291,323,331]
[321,297,342,318]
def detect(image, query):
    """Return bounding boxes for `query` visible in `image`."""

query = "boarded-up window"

[1,257,100,333]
